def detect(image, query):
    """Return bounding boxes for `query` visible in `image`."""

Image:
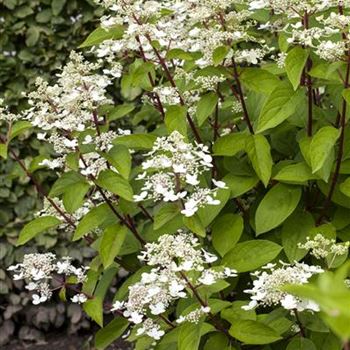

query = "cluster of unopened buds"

[298,234,350,260]
[134,131,227,217]
[8,253,89,305]
[111,231,237,340]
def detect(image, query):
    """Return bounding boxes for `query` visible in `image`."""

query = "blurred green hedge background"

[0,0,101,346]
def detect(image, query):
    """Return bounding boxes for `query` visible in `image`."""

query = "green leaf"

[212,214,243,257]
[221,301,256,324]
[285,47,309,90]
[9,121,32,141]
[17,216,61,246]
[165,105,187,136]
[213,132,247,156]
[107,103,135,121]
[223,174,259,198]
[240,68,280,95]
[245,134,273,187]
[52,0,66,15]
[99,224,127,268]
[154,203,180,230]
[212,46,229,66]
[204,333,230,350]
[309,62,345,82]
[35,9,51,23]
[50,171,87,197]
[311,333,342,350]
[62,182,90,213]
[256,82,301,133]
[255,184,301,235]
[318,180,350,209]
[49,172,90,213]
[229,320,282,345]
[166,48,196,61]
[15,5,34,18]
[84,266,118,326]
[79,26,125,48]
[74,203,116,241]
[196,92,218,126]
[279,33,289,52]
[222,240,282,272]
[0,144,7,159]
[310,126,340,174]
[25,26,40,47]
[178,322,202,350]
[113,134,157,150]
[198,188,231,226]
[96,170,133,201]
[130,62,155,88]
[282,211,314,262]
[274,162,317,184]
[339,178,350,197]
[95,318,129,350]
[343,88,350,105]
[104,145,131,180]
[286,337,317,350]
[183,215,206,237]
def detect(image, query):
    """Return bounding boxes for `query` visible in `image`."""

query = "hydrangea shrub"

[1,0,350,349]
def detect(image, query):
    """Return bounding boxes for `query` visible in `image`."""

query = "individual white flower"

[198,270,217,285]
[150,302,166,315]
[32,294,48,305]
[71,293,88,304]
[111,300,125,311]
[133,191,148,202]
[83,134,93,144]
[56,260,71,274]
[212,179,227,189]
[281,294,298,310]
[169,281,186,298]
[128,311,143,324]
[146,327,165,340]
[186,174,200,186]
[25,282,38,291]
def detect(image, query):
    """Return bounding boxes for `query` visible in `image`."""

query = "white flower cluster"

[134,131,226,217]
[243,262,323,312]
[249,0,339,14]
[315,39,346,62]
[8,253,89,305]
[25,51,112,132]
[93,0,266,68]
[251,0,350,63]
[298,234,350,259]
[111,231,236,340]
[0,98,20,124]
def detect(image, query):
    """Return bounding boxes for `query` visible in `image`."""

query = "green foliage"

[3,1,350,349]
[222,240,282,272]
[17,215,62,245]
[285,47,309,90]
[229,320,282,345]
[255,184,301,235]
[95,317,129,349]
[0,0,102,107]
